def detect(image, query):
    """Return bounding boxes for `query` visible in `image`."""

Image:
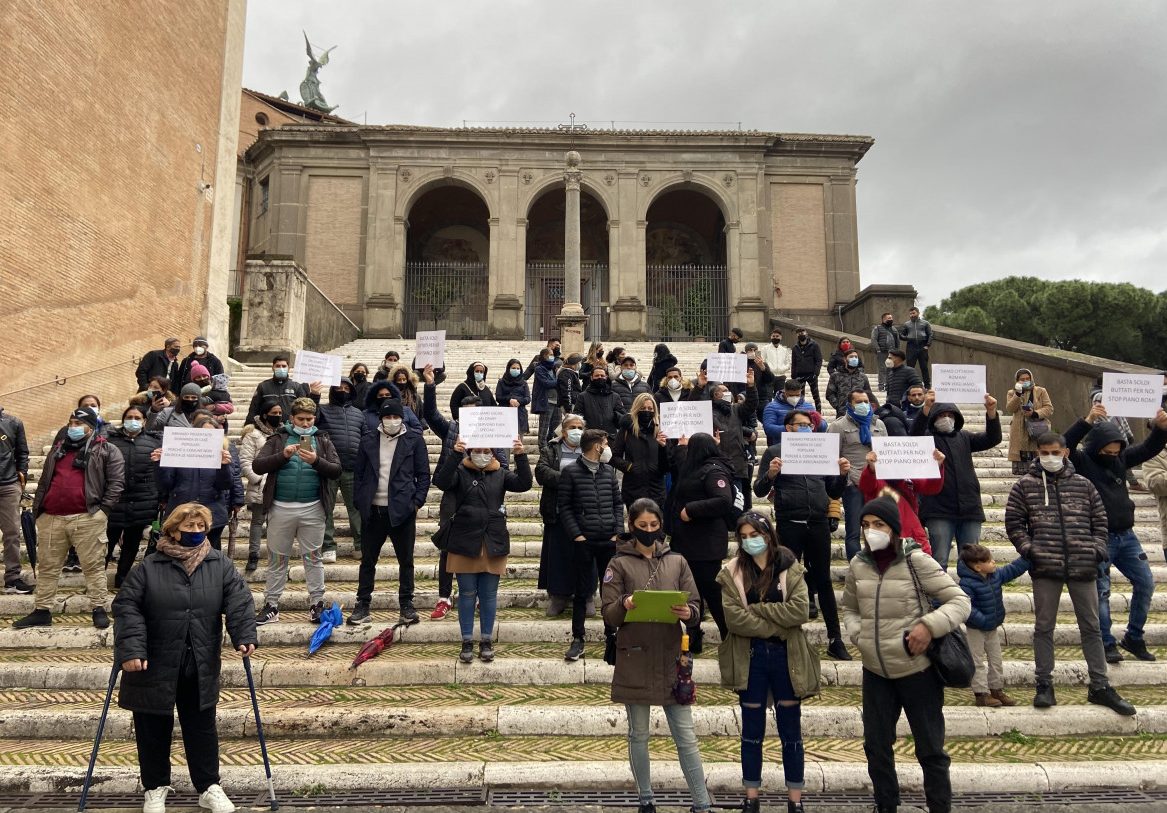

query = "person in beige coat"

[238,404,282,572]
[1145,447,1167,559]
[842,493,970,813]
[601,498,710,813]
[1006,368,1054,475]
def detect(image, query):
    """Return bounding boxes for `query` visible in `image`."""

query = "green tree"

[682,280,713,339]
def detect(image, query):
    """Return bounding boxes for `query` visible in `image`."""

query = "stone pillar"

[826,175,861,307]
[490,171,523,338]
[609,170,645,339]
[556,151,588,354]
[236,257,309,362]
[363,164,402,336]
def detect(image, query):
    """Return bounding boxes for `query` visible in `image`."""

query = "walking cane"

[243,656,278,810]
[78,663,120,812]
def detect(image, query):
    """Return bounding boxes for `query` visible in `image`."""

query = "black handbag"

[905,552,976,688]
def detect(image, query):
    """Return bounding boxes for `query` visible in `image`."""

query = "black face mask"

[265,414,283,428]
[637,412,655,429]
[884,319,894,327]
[632,528,664,548]
[771,337,781,345]
[798,335,808,343]
[180,399,199,414]
[352,372,367,383]
[329,390,350,405]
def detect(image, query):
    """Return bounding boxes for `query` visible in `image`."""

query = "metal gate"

[403,261,490,338]
[525,261,608,339]
[645,264,729,341]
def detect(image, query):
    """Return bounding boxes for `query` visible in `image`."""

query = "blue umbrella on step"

[308,602,344,655]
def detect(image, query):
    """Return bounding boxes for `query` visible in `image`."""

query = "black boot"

[688,626,704,655]
[740,799,759,813]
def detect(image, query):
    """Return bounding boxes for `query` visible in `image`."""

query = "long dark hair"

[679,433,723,483]
[734,511,782,601]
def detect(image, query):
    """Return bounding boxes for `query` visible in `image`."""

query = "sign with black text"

[1102,373,1163,419]
[413,330,446,369]
[160,427,223,470]
[294,349,343,387]
[932,364,987,404]
[659,401,714,440]
[705,353,748,383]
[779,432,840,476]
[459,407,520,448]
[872,436,941,481]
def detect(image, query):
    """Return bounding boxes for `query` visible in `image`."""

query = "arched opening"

[524,186,609,340]
[403,184,490,338]
[644,188,729,341]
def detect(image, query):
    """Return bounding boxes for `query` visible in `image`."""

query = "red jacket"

[858,464,945,555]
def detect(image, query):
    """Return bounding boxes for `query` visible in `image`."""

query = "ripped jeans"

[739,638,804,790]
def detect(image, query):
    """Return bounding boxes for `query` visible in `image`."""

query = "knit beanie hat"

[378,399,404,418]
[190,363,210,379]
[180,383,203,398]
[859,494,902,538]
[71,407,99,428]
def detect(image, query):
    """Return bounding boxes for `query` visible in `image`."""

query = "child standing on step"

[956,544,1028,707]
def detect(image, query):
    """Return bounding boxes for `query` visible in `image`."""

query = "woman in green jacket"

[717,511,820,813]
[841,493,970,813]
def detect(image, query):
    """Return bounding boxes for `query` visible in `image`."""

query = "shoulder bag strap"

[904,548,930,621]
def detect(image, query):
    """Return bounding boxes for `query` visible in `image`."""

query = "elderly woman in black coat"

[113,501,257,813]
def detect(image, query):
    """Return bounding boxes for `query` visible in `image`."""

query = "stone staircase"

[3,339,1167,804]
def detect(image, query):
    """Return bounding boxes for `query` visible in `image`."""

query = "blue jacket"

[353,428,431,527]
[156,445,243,529]
[956,556,1030,631]
[761,396,827,445]
[531,362,558,414]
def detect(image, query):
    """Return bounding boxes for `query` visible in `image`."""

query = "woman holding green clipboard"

[601,498,711,813]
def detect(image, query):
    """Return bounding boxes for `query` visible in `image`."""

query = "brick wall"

[304,175,365,307]
[0,2,232,443]
[771,183,829,311]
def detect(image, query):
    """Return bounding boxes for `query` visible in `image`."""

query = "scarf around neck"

[155,535,212,576]
[846,406,874,446]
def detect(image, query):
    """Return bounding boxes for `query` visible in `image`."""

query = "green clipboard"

[624,590,688,623]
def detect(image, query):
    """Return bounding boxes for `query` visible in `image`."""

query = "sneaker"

[459,641,475,663]
[143,785,174,813]
[479,638,495,662]
[827,637,852,661]
[990,688,1017,707]
[738,800,759,813]
[254,604,279,626]
[1105,643,1124,664]
[12,608,51,629]
[545,595,568,617]
[1033,681,1056,708]
[309,600,325,624]
[430,598,452,620]
[400,600,420,624]
[347,601,371,625]
[244,556,258,573]
[1119,635,1157,662]
[1088,685,1136,716]
[788,801,804,813]
[565,637,586,661]
[638,804,656,813]
[92,607,110,630]
[322,549,337,563]
[4,578,33,595]
[198,783,236,813]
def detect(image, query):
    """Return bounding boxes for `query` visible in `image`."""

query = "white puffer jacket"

[238,418,275,505]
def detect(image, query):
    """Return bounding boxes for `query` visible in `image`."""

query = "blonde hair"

[628,393,659,438]
[291,397,317,415]
[162,502,213,538]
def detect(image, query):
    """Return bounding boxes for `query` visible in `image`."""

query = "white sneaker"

[198,783,236,813]
[143,785,173,813]
[322,549,337,563]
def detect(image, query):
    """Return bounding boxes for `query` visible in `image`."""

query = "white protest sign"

[705,353,748,383]
[931,364,987,404]
[872,436,941,481]
[659,400,714,440]
[1102,372,1163,419]
[413,330,446,369]
[294,349,343,387]
[779,432,840,476]
[459,407,519,448]
[160,427,223,469]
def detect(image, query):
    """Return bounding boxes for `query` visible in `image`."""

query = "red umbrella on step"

[349,620,409,669]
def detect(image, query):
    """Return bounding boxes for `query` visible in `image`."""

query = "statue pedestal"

[556,303,588,357]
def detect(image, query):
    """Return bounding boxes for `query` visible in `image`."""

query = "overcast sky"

[242,1,1166,306]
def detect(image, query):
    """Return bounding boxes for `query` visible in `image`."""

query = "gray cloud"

[243,1,1167,304]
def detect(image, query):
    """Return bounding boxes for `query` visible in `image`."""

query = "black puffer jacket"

[433,452,532,558]
[1005,458,1107,581]
[753,441,847,520]
[105,428,162,527]
[610,415,668,506]
[449,361,496,420]
[668,450,736,561]
[535,437,582,524]
[557,458,622,542]
[913,403,1002,521]
[705,388,758,479]
[1065,419,1167,533]
[575,379,626,438]
[316,396,365,471]
[113,547,256,713]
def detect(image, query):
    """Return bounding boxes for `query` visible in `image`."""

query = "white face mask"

[884,358,894,369]
[719,392,733,404]
[1039,454,1065,473]
[599,446,613,464]
[786,396,801,406]
[934,417,956,434]
[381,418,402,435]
[471,452,494,469]
[667,378,682,391]
[864,529,892,551]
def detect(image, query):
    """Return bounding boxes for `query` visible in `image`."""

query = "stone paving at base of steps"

[8,806,1161,813]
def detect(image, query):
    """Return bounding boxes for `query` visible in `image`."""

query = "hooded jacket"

[601,535,701,706]
[105,427,162,527]
[648,346,678,391]
[432,449,532,559]
[842,540,970,680]
[575,377,626,438]
[239,417,276,505]
[1005,369,1055,462]
[362,380,422,434]
[316,381,365,471]
[114,546,255,714]
[697,386,758,479]
[450,361,496,419]
[1006,457,1108,581]
[761,396,827,445]
[667,446,736,561]
[1065,418,1167,532]
[912,403,1002,521]
[494,359,532,433]
[531,359,558,413]
[957,555,1030,632]
[556,365,582,414]
[717,549,821,698]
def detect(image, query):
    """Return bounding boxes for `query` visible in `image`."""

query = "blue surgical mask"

[847,357,859,368]
[795,425,813,433]
[67,426,88,442]
[852,402,871,417]
[291,423,317,436]
[740,536,768,556]
[474,372,485,383]
[123,419,143,434]
[622,369,636,380]
[510,368,521,377]
[179,531,207,548]
[273,368,288,380]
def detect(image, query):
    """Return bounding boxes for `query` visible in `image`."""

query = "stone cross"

[557,112,588,146]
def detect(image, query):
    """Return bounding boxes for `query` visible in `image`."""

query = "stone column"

[556,150,588,354]
[236,257,309,362]
[363,164,403,336]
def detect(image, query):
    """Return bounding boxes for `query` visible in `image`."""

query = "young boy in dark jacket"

[957,544,1028,707]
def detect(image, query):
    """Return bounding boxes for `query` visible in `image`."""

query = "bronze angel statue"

[299,31,338,113]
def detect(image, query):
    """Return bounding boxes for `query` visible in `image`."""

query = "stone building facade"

[244,125,872,340]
